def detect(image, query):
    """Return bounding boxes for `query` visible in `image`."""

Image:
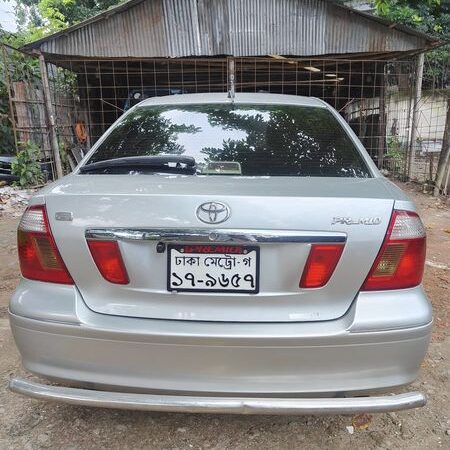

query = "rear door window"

[86,104,371,177]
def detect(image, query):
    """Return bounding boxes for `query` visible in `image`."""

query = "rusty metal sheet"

[23,0,438,58]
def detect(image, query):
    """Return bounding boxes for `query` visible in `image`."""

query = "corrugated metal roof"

[23,0,440,58]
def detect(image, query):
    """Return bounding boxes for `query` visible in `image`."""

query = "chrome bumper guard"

[9,378,426,414]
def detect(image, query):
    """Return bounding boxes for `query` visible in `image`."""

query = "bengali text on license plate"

[168,244,259,293]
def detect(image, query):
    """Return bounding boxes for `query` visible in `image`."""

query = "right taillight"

[300,244,344,288]
[361,210,426,291]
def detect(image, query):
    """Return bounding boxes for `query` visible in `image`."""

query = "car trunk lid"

[45,174,394,322]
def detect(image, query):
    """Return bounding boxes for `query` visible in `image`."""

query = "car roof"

[138,92,327,108]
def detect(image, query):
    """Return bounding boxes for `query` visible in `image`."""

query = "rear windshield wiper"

[79,155,196,174]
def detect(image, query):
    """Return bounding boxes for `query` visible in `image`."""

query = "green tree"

[375,0,449,89]
[13,0,123,43]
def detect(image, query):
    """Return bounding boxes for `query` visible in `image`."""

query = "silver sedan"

[9,93,431,414]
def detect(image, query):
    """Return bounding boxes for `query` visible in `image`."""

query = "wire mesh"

[2,49,448,188]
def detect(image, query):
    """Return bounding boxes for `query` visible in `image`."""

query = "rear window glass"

[86,104,371,177]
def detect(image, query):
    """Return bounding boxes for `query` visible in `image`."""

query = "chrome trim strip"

[85,228,346,244]
[9,378,426,414]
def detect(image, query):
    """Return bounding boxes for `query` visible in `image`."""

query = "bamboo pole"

[434,96,450,196]
[1,45,19,153]
[407,52,424,179]
[377,65,386,169]
[443,158,450,196]
[39,52,63,179]
[228,57,235,99]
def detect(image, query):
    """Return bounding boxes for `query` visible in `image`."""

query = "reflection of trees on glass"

[201,107,368,177]
[89,109,200,163]
[90,104,370,178]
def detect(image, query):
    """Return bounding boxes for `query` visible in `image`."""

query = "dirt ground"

[0,181,449,450]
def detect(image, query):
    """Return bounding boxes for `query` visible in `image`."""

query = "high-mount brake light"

[300,244,344,288]
[362,210,426,291]
[18,205,73,284]
[87,239,129,285]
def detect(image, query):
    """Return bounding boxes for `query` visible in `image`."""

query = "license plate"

[167,244,259,293]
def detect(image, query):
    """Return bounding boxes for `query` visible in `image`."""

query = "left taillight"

[86,239,129,285]
[18,205,74,284]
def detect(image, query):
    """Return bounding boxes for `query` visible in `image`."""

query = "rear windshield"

[86,104,371,177]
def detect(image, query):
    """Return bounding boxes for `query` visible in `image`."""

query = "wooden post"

[433,96,450,196]
[377,66,386,169]
[1,45,19,153]
[407,52,424,179]
[228,57,235,100]
[443,157,450,196]
[39,52,63,179]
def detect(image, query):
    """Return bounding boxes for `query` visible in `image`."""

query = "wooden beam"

[407,52,424,179]
[434,96,450,196]
[39,52,63,179]
[1,45,19,153]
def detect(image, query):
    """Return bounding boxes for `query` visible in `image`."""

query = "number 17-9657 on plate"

[167,244,259,294]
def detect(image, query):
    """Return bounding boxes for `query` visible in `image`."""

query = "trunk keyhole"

[156,242,166,253]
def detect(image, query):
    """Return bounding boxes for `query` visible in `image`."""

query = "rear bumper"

[9,378,426,414]
[10,311,432,394]
[9,280,432,412]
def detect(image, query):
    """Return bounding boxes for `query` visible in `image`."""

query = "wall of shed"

[35,0,427,58]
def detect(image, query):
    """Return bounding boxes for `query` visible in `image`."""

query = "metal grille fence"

[1,47,448,192]
[1,44,82,179]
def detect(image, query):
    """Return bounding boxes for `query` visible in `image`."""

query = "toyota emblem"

[196,201,230,224]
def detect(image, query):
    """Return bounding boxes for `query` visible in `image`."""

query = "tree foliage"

[375,0,448,37]
[11,0,123,45]
[374,0,449,89]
